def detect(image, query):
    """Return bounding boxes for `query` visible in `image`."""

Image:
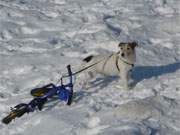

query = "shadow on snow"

[132,62,180,83]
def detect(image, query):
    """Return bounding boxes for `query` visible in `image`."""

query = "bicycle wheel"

[31,84,55,97]
[2,111,17,124]
[2,104,27,124]
[31,87,51,97]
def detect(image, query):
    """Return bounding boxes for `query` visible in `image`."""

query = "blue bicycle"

[2,65,74,124]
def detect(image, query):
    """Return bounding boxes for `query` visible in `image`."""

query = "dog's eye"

[127,47,130,50]
[121,47,123,50]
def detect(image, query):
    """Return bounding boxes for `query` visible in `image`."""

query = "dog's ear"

[118,42,126,47]
[130,42,138,49]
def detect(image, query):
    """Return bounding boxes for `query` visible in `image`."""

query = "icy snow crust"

[0,0,180,134]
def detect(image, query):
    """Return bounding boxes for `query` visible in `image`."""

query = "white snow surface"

[0,0,180,135]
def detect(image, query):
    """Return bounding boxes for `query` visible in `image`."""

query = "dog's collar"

[116,52,134,67]
[119,56,134,67]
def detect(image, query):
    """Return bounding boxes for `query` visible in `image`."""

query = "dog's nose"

[121,53,125,57]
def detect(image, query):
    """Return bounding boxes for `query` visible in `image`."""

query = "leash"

[55,56,109,84]
[60,52,134,80]
[61,55,112,79]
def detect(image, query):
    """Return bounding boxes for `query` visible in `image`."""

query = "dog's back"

[83,55,94,63]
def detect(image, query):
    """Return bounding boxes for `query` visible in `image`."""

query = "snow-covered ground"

[0,0,180,134]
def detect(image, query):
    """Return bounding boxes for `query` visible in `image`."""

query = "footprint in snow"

[84,116,108,135]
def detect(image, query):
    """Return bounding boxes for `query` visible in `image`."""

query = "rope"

[58,52,134,83]
[61,56,111,79]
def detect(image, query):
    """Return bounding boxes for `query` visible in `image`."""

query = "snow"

[0,0,180,135]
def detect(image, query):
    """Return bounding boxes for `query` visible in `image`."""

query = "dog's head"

[118,42,138,62]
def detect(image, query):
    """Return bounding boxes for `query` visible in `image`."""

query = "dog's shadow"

[90,76,119,90]
[86,62,180,90]
[131,62,180,86]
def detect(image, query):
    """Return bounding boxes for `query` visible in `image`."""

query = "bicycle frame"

[2,65,74,124]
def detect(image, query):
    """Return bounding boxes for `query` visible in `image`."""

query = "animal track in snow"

[21,26,40,34]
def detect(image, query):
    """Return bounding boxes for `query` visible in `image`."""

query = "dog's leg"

[82,70,96,89]
[128,70,134,88]
[120,69,129,90]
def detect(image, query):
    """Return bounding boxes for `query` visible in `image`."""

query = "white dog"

[80,42,138,90]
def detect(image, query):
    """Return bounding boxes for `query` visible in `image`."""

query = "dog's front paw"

[115,85,130,90]
[124,86,130,90]
[123,83,131,90]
